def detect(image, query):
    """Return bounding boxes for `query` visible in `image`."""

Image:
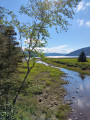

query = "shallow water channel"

[37,61,90,120]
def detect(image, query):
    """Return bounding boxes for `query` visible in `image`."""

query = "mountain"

[24,51,65,57]
[44,53,66,56]
[66,47,90,56]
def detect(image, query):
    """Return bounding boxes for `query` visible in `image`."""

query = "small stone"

[54,102,58,105]
[71,112,73,114]
[72,96,75,99]
[50,104,53,107]
[76,91,78,93]
[72,109,74,112]
[67,101,73,104]
[39,98,42,102]
[44,95,48,99]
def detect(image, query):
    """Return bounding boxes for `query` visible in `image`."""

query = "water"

[37,61,90,120]
[61,68,90,120]
[46,56,90,58]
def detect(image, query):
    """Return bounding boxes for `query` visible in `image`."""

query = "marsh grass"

[56,104,71,120]
[13,62,70,119]
[44,58,90,75]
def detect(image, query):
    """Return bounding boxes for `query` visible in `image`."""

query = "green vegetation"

[13,62,69,119]
[0,1,80,119]
[0,25,21,119]
[56,104,71,120]
[44,58,90,75]
[78,51,87,62]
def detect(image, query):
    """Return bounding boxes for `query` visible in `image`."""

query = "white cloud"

[76,1,86,12]
[22,45,74,54]
[76,1,90,12]
[86,21,90,27]
[86,2,90,6]
[37,45,74,54]
[77,19,84,26]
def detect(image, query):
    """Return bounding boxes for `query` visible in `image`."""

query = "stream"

[37,61,90,120]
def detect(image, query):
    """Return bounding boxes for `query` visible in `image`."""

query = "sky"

[0,0,90,54]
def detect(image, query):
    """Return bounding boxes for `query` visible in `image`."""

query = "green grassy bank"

[44,58,90,75]
[14,62,70,120]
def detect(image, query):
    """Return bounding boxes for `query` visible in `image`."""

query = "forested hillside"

[66,47,90,56]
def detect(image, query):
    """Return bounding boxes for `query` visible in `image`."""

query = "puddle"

[37,61,90,120]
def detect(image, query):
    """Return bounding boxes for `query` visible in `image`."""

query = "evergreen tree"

[0,26,7,78]
[78,51,87,62]
[4,26,20,78]
[0,26,21,119]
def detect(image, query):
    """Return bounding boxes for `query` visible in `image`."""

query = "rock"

[50,104,53,107]
[54,102,58,105]
[72,109,74,112]
[44,95,48,99]
[67,101,73,105]
[76,91,78,93]
[39,98,42,102]
[71,112,73,114]
[72,96,75,99]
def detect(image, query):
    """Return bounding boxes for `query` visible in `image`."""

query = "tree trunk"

[13,70,30,105]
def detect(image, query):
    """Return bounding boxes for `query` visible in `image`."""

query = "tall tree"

[13,0,80,104]
[0,26,21,119]
[78,51,87,62]
[4,26,20,78]
[0,0,80,104]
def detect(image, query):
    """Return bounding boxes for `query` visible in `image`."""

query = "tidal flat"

[15,62,70,120]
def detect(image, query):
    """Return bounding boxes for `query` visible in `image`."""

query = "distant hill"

[66,47,90,56]
[45,53,66,56]
[24,52,65,57]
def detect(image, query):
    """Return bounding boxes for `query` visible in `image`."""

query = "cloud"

[77,19,84,26]
[86,21,90,27]
[86,2,90,6]
[76,1,86,12]
[37,45,74,54]
[22,45,74,54]
[76,1,90,12]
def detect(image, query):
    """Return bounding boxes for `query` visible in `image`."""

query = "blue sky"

[0,0,90,53]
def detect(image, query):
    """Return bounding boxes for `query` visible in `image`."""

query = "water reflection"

[37,61,90,120]
[61,69,90,120]
[79,73,85,80]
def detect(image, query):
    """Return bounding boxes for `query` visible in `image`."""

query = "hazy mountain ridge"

[66,47,90,56]
[44,53,66,56]
[25,47,90,57]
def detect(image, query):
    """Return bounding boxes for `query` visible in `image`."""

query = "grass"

[44,58,90,75]
[13,61,70,120]
[56,104,71,120]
